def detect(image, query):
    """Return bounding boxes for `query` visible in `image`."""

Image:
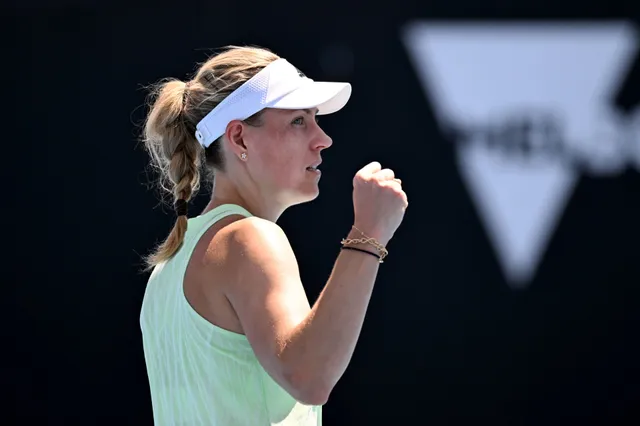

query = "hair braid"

[142,80,202,270]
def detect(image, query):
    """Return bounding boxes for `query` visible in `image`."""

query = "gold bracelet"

[340,225,388,262]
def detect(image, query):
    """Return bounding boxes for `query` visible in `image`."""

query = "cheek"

[251,129,307,183]
[259,145,294,168]
[261,133,300,165]
[254,143,298,183]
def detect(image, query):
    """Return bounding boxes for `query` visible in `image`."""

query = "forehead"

[262,108,293,119]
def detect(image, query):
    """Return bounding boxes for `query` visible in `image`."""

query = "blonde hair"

[141,46,280,270]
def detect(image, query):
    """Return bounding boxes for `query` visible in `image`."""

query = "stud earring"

[240,152,247,160]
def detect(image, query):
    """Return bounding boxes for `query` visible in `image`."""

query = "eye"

[291,113,319,126]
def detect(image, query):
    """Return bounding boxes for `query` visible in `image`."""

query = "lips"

[306,161,322,172]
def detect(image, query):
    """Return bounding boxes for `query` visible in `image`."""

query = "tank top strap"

[186,203,253,247]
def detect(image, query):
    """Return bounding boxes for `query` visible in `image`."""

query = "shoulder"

[213,216,299,277]
[226,216,290,250]
[213,217,307,331]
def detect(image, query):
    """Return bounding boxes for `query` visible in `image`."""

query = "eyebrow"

[283,108,319,117]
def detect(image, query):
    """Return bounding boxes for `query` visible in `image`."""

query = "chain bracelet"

[341,225,389,262]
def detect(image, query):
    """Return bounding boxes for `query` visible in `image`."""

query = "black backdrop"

[10,0,640,424]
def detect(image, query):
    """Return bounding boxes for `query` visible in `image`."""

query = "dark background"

[10,0,640,424]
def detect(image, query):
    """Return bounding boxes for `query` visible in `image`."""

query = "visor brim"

[269,81,352,115]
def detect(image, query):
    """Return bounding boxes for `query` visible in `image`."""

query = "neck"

[202,172,286,222]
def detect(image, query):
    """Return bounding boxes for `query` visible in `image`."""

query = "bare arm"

[221,217,383,405]
[220,161,407,405]
[280,226,383,402]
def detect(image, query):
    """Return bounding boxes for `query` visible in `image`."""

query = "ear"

[224,120,247,159]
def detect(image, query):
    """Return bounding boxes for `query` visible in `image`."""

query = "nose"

[313,126,333,150]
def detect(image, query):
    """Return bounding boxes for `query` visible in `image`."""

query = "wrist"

[342,225,389,263]
[340,246,382,262]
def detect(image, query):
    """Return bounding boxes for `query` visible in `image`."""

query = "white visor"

[194,58,352,148]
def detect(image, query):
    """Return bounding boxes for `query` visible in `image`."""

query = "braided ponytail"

[142,79,202,270]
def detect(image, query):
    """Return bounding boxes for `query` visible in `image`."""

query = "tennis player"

[139,46,408,425]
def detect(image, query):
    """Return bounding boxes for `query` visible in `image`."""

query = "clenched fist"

[352,161,408,246]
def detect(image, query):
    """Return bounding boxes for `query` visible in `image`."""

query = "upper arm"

[220,217,312,394]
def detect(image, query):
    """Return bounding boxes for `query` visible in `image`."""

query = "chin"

[288,187,320,206]
[305,190,320,202]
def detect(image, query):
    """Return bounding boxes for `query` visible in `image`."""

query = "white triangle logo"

[401,22,638,288]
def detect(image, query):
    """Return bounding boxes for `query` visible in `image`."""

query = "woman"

[139,46,408,425]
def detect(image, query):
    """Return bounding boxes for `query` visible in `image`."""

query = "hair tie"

[175,199,188,216]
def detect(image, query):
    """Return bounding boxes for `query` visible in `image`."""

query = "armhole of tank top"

[177,204,253,340]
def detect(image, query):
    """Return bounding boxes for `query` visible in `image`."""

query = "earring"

[240,152,247,160]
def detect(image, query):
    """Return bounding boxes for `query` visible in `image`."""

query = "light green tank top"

[140,204,322,426]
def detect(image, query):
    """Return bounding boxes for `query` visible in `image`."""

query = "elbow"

[285,368,332,406]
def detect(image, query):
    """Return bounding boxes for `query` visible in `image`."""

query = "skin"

[183,107,401,405]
